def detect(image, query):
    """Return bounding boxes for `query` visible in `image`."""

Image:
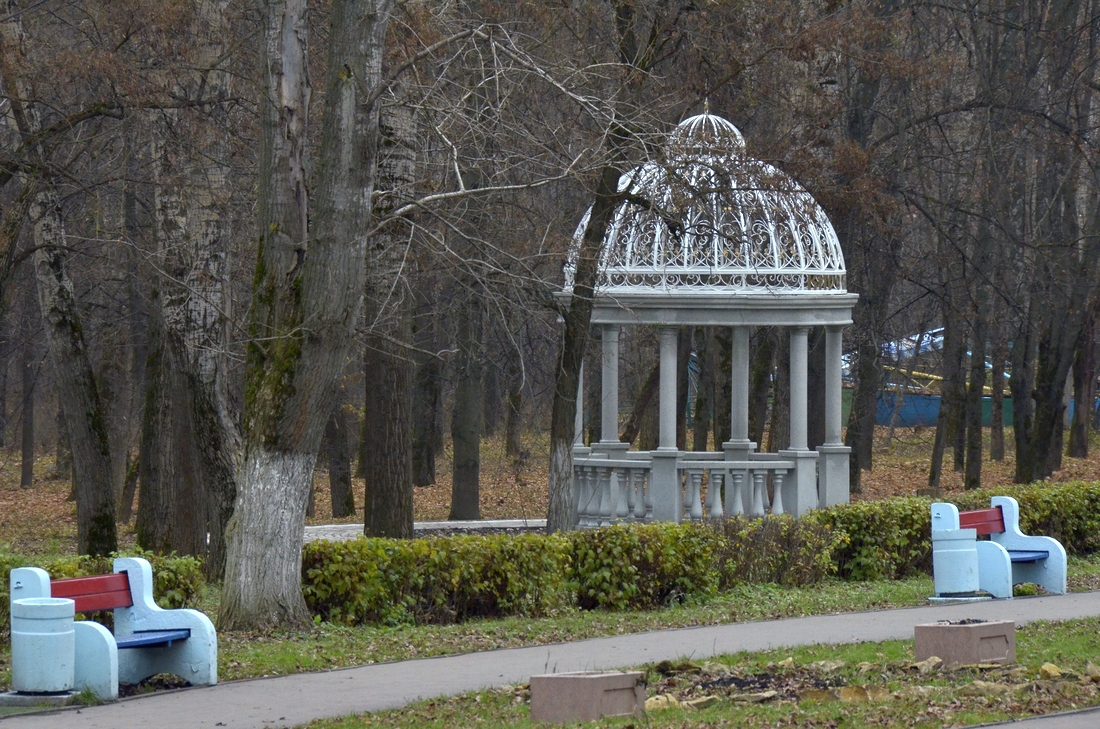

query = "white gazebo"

[564,112,857,527]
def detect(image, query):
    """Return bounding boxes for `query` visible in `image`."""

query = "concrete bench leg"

[113,557,218,686]
[976,541,1013,598]
[74,621,118,700]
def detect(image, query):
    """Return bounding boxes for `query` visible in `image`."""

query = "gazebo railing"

[678,459,794,520]
[574,453,798,528]
[573,457,652,528]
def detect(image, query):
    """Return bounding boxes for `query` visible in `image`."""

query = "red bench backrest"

[50,573,133,613]
[958,506,1006,536]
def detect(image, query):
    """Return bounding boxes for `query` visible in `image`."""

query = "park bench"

[8,556,216,699]
[931,495,1066,599]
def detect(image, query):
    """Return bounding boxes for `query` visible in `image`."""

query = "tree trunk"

[412,354,443,486]
[1,5,117,555]
[675,328,690,451]
[0,326,7,450]
[748,330,774,447]
[361,93,416,538]
[989,332,1007,462]
[54,403,71,481]
[930,307,964,486]
[482,363,502,438]
[845,327,881,495]
[449,297,483,521]
[768,333,790,453]
[620,360,659,445]
[1069,310,1096,458]
[325,403,355,518]
[692,327,714,451]
[137,295,199,553]
[33,195,117,554]
[806,327,826,451]
[19,301,34,489]
[964,318,986,490]
[220,0,391,631]
[504,347,524,460]
[1011,304,1038,483]
[713,327,732,445]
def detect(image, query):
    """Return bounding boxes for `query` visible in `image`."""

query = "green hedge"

[303,518,837,625]
[1,549,204,644]
[713,514,847,588]
[302,533,572,625]
[569,523,719,610]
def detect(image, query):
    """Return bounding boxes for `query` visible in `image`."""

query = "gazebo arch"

[563,112,857,527]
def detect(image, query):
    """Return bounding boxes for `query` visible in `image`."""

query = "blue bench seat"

[115,629,192,650]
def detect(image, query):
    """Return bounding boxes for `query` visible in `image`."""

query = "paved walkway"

[303,518,547,542]
[3,592,1100,729]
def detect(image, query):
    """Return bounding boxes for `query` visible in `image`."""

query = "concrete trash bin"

[11,597,76,693]
[933,528,980,596]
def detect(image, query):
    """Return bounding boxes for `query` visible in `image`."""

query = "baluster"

[703,469,716,517]
[583,467,599,528]
[575,466,589,528]
[615,469,630,520]
[644,470,654,520]
[598,468,612,527]
[682,469,693,514]
[750,470,766,517]
[690,470,704,521]
[771,470,785,515]
[761,471,771,513]
[708,470,724,519]
[629,470,638,516]
[632,470,646,521]
[728,470,744,516]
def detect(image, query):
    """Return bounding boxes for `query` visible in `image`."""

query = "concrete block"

[529,671,645,723]
[914,620,1016,665]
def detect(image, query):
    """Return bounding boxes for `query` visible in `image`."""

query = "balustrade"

[573,454,794,528]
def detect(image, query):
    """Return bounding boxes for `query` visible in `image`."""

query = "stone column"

[573,361,589,456]
[651,326,682,522]
[599,325,622,445]
[817,325,851,507]
[789,326,809,451]
[779,326,818,516]
[722,326,756,517]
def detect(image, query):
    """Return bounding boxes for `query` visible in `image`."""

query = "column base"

[722,440,757,461]
[592,441,630,457]
[816,444,850,507]
[650,448,682,523]
[777,449,820,517]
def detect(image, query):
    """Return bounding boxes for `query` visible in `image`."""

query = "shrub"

[302,533,572,625]
[568,522,719,610]
[807,497,932,581]
[710,515,846,588]
[0,549,204,645]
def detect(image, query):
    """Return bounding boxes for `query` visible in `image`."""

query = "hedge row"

[0,549,204,643]
[302,515,845,625]
[809,481,1100,581]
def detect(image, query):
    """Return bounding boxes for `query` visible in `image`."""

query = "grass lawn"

[306,617,1100,729]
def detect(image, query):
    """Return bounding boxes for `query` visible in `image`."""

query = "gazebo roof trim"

[563,112,847,299]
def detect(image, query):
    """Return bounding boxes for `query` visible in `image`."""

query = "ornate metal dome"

[564,112,846,296]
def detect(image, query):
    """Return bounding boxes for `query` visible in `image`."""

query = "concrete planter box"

[529,671,645,723]
[914,619,1016,665]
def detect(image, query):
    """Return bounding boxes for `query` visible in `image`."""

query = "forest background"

[1,0,1099,631]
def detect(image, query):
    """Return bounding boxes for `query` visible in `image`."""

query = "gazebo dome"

[565,112,846,296]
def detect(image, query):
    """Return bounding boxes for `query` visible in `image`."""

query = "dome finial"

[703,97,710,115]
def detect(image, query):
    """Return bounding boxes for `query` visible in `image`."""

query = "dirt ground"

[2,426,1100,557]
